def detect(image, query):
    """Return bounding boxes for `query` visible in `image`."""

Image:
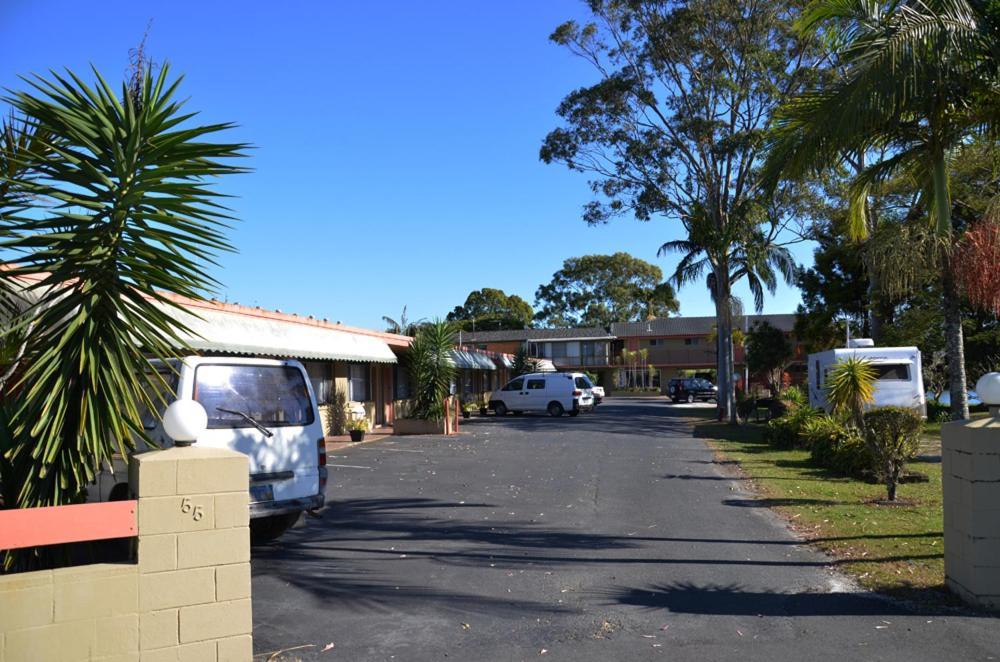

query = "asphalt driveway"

[251,397,999,662]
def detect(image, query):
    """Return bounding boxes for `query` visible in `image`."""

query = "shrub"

[736,397,758,421]
[863,406,924,501]
[764,405,821,449]
[806,415,874,479]
[326,390,348,436]
[780,385,808,408]
[925,399,950,423]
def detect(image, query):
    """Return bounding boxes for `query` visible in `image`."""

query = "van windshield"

[140,371,179,430]
[194,364,315,429]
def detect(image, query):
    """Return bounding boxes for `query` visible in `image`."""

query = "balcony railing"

[631,347,746,366]
[530,354,612,368]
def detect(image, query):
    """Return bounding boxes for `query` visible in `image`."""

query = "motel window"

[348,364,370,401]
[684,338,701,346]
[551,343,567,358]
[815,360,821,389]
[303,361,332,404]
[393,363,412,400]
[648,339,664,347]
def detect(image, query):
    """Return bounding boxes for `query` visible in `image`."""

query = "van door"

[498,377,527,410]
[190,361,320,505]
[524,376,548,411]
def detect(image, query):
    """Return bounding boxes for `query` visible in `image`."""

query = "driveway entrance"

[252,398,999,661]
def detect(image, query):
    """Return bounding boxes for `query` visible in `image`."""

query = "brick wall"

[942,416,1000,610]
[0,446,253,661]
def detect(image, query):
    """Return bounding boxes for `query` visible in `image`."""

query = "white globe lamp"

[162,399,208,447]
[975,372,1000,417]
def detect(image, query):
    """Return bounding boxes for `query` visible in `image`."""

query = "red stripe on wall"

[0,500,138,551]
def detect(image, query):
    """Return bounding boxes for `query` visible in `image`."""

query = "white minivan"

[95,356,327,542]
[490,372,595,417]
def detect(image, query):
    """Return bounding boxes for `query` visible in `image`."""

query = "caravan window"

[873,363,910,381]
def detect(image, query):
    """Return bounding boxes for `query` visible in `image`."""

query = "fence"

[0,446,253,661]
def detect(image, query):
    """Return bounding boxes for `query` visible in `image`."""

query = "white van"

[94,356,327,542]
[807,341,926,416]
[490,372,595,417]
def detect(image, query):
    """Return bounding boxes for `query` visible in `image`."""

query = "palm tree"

[764,0,1000,418]
[382,305,423,336]
[827,356,877,429]
[0,115,49,392]
[0,64,247,519]
[405,320,457,420]
[639,348,649,388]
[660,205,798,420]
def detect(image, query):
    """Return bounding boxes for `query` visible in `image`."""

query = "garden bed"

[695,421,951,604]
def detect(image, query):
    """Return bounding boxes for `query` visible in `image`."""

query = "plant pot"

[462,411,471,419]
[349,430,365,442]
[479,407,489,416]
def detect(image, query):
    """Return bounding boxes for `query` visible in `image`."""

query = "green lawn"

[695,421,949,603]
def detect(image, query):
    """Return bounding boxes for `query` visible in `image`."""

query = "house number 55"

[180,497,205,522]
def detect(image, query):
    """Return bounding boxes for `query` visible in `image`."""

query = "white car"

[93,356,327,543]
[490,372,595,417]
[588,382,605,404]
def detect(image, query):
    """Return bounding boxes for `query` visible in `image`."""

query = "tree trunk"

[713,267,736,424]
[942,256,969,420]
[867,274,883,343]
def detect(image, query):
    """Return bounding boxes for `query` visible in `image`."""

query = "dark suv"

[667,377,718,403]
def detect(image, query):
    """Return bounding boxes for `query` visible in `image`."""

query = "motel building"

[460,314,804,393]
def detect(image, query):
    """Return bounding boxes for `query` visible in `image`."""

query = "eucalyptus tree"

[764,0,1000,418]
[0,64,248,521]
[533,253,678,328]
[541,0,817,422]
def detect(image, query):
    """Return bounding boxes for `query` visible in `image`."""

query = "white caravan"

[807,340,926,416]
[91,356,327,542]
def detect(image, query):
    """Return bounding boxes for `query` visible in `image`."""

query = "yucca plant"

[0,63,247,529]
[405,320,457,421]
[826,356,877,429]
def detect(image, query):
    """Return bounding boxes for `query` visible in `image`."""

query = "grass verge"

[694,421,948,604]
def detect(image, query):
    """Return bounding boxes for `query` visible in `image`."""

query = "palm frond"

[1,64,248,513]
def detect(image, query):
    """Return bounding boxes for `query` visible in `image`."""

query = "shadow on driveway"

[462,398,713,439]
[601,582,975,617]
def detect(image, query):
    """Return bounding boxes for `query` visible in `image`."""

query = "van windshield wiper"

[215,407,274,438]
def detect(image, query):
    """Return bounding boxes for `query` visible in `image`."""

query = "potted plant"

[461,401,475,419]
[348,416,369,442]
[479,397,489,416]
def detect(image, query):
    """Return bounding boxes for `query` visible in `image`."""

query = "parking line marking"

[328,464,373,469]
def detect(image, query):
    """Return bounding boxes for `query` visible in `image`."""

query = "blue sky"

[1,1,814,331]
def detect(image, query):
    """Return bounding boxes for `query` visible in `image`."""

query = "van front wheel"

[251,512,301,544]
[494,402,508,416]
